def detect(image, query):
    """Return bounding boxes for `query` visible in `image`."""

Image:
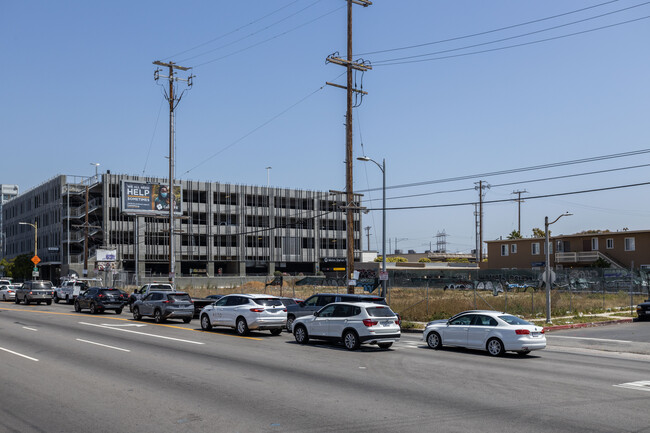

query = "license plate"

[532,332,540,337]
[381,320,391,326]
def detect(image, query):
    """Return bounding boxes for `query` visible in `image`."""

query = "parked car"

[199,294,287,336]
[15,281,55,305]
[636,299,650,321]
[0,284,19,301]
[292,302,401,351]
[422,310,546,356]
[132,291,194,323]
[285,293,390,332]
[74,287,128,314]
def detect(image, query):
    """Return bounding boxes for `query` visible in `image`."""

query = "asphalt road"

[0,302,648,433]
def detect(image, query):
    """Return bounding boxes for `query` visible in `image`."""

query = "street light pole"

[545,212,572,323]
[19,221,37,257]
[266,166,272,188]
[90,163,100,182]
[357,156,387,298]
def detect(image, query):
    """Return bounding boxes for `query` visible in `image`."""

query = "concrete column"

[239,261,246,276]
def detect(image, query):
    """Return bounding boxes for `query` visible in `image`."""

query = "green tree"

[507,230,522,239]
[418,257,431,263]
[532,228,546,238]
[12,254,33,281]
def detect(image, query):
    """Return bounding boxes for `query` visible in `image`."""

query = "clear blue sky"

[3,1,650,254]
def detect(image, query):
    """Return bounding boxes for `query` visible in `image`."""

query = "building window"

[501,244,508,256]
[591,238,598,251]
[556,240,564,253]
[531,243,540,255]
[606,238,614,249]
[624,237,635,251]
[510,244,517,254]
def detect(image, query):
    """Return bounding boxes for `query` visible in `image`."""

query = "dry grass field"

[159,281,647,323]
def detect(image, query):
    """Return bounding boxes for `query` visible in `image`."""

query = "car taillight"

[98,294,105,298]
[250,308,264,313]
[540,329,545,334]
[363,319,378,327]
[395,320,400,325]
[283,308,287,312]
[515,329,530,335]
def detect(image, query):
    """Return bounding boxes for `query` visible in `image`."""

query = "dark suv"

[75,287,128,314]
[15,280,55,305]
[285,293,388,332]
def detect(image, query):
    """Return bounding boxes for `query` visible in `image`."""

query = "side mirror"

[313,312,319,317]
[299,302,305,307]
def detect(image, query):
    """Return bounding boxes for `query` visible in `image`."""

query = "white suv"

[292,302,401,350]
[199,294,287,336]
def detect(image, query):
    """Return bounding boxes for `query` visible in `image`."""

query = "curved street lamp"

[545,212,572,323]
[357,156,387,298]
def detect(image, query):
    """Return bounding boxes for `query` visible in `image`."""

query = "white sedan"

[422,310,546,356]
[0,284,19,301]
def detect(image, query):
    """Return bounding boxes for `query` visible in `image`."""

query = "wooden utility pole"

[153,60,194,286]
[326,0,372,294]
[512,190,528,234]
[474,181,490,262]
[364,226,371,251]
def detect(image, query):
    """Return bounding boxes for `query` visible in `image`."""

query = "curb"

[543,317,634,332]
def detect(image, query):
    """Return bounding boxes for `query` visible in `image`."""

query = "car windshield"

[151,284,173,290]
[169,294,191,302]
[99,289,120,295]
[499,315,533,326]
[33,282,52,290]
[252,298,283,307]
[279,298,296,306]
[365,306,396,318]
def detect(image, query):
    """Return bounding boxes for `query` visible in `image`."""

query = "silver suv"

[15,281,55,305]
[292,302,401,350]
[132,291,194,323]
[199,294,287,336]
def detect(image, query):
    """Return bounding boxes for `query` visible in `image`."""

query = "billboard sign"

[96,249,117,262]
[121,181,182,215]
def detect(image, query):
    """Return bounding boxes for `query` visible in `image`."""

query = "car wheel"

[66,296,72,305]
[294,325,309,344]
[426,332,442,349]
[183,318,191,324]
[378,342,393,349]
[74,301,81,312]
[132,306,142,320]
[286,315,295,333]
[343,330,360,351]
[200,314,212,331]
[53,294,59,304]
[154,309,165,323]
[89,303,97,314]
[487,338,505,357]
[236,317,249,336]
[517,350,531,356]
[14,296,19,304]
[36,301,42,305]
[24,298,30,305]
[2,294,5,301]
[270,328,282,336]
[45,300,52,305]
[115,308,122,315]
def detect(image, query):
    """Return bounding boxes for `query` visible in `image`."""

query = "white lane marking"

[79,322,204,345]
[614,381,650,392]
[100,323,147,327]
[76,338,131,352]
[22,327,38,331]
[549,336,632,343]
[0,346,39,362]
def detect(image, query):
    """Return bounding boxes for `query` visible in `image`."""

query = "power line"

[164,0,303,60]
[361,162,650,203]
[374,14,650,66]
[192,5,345,68]
[356,0,621,57]
[369,181,650,211]
[357,148,650,193]
[178,0,325,63]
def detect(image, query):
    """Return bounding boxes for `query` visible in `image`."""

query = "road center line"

[79,322,205,345]
[0,346,39,361]
[549,335,631,343]
[76,338,131,352]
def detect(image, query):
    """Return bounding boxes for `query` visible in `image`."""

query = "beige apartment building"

[486,230,650,271]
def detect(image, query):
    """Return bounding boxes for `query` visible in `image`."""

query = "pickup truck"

[54,278,102,304]
[128,283,176,308]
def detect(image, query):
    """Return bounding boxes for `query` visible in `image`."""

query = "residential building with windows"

[486,230,650,270]
[3,174,360,281]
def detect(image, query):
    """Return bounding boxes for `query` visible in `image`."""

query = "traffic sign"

[31,256,40,265]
